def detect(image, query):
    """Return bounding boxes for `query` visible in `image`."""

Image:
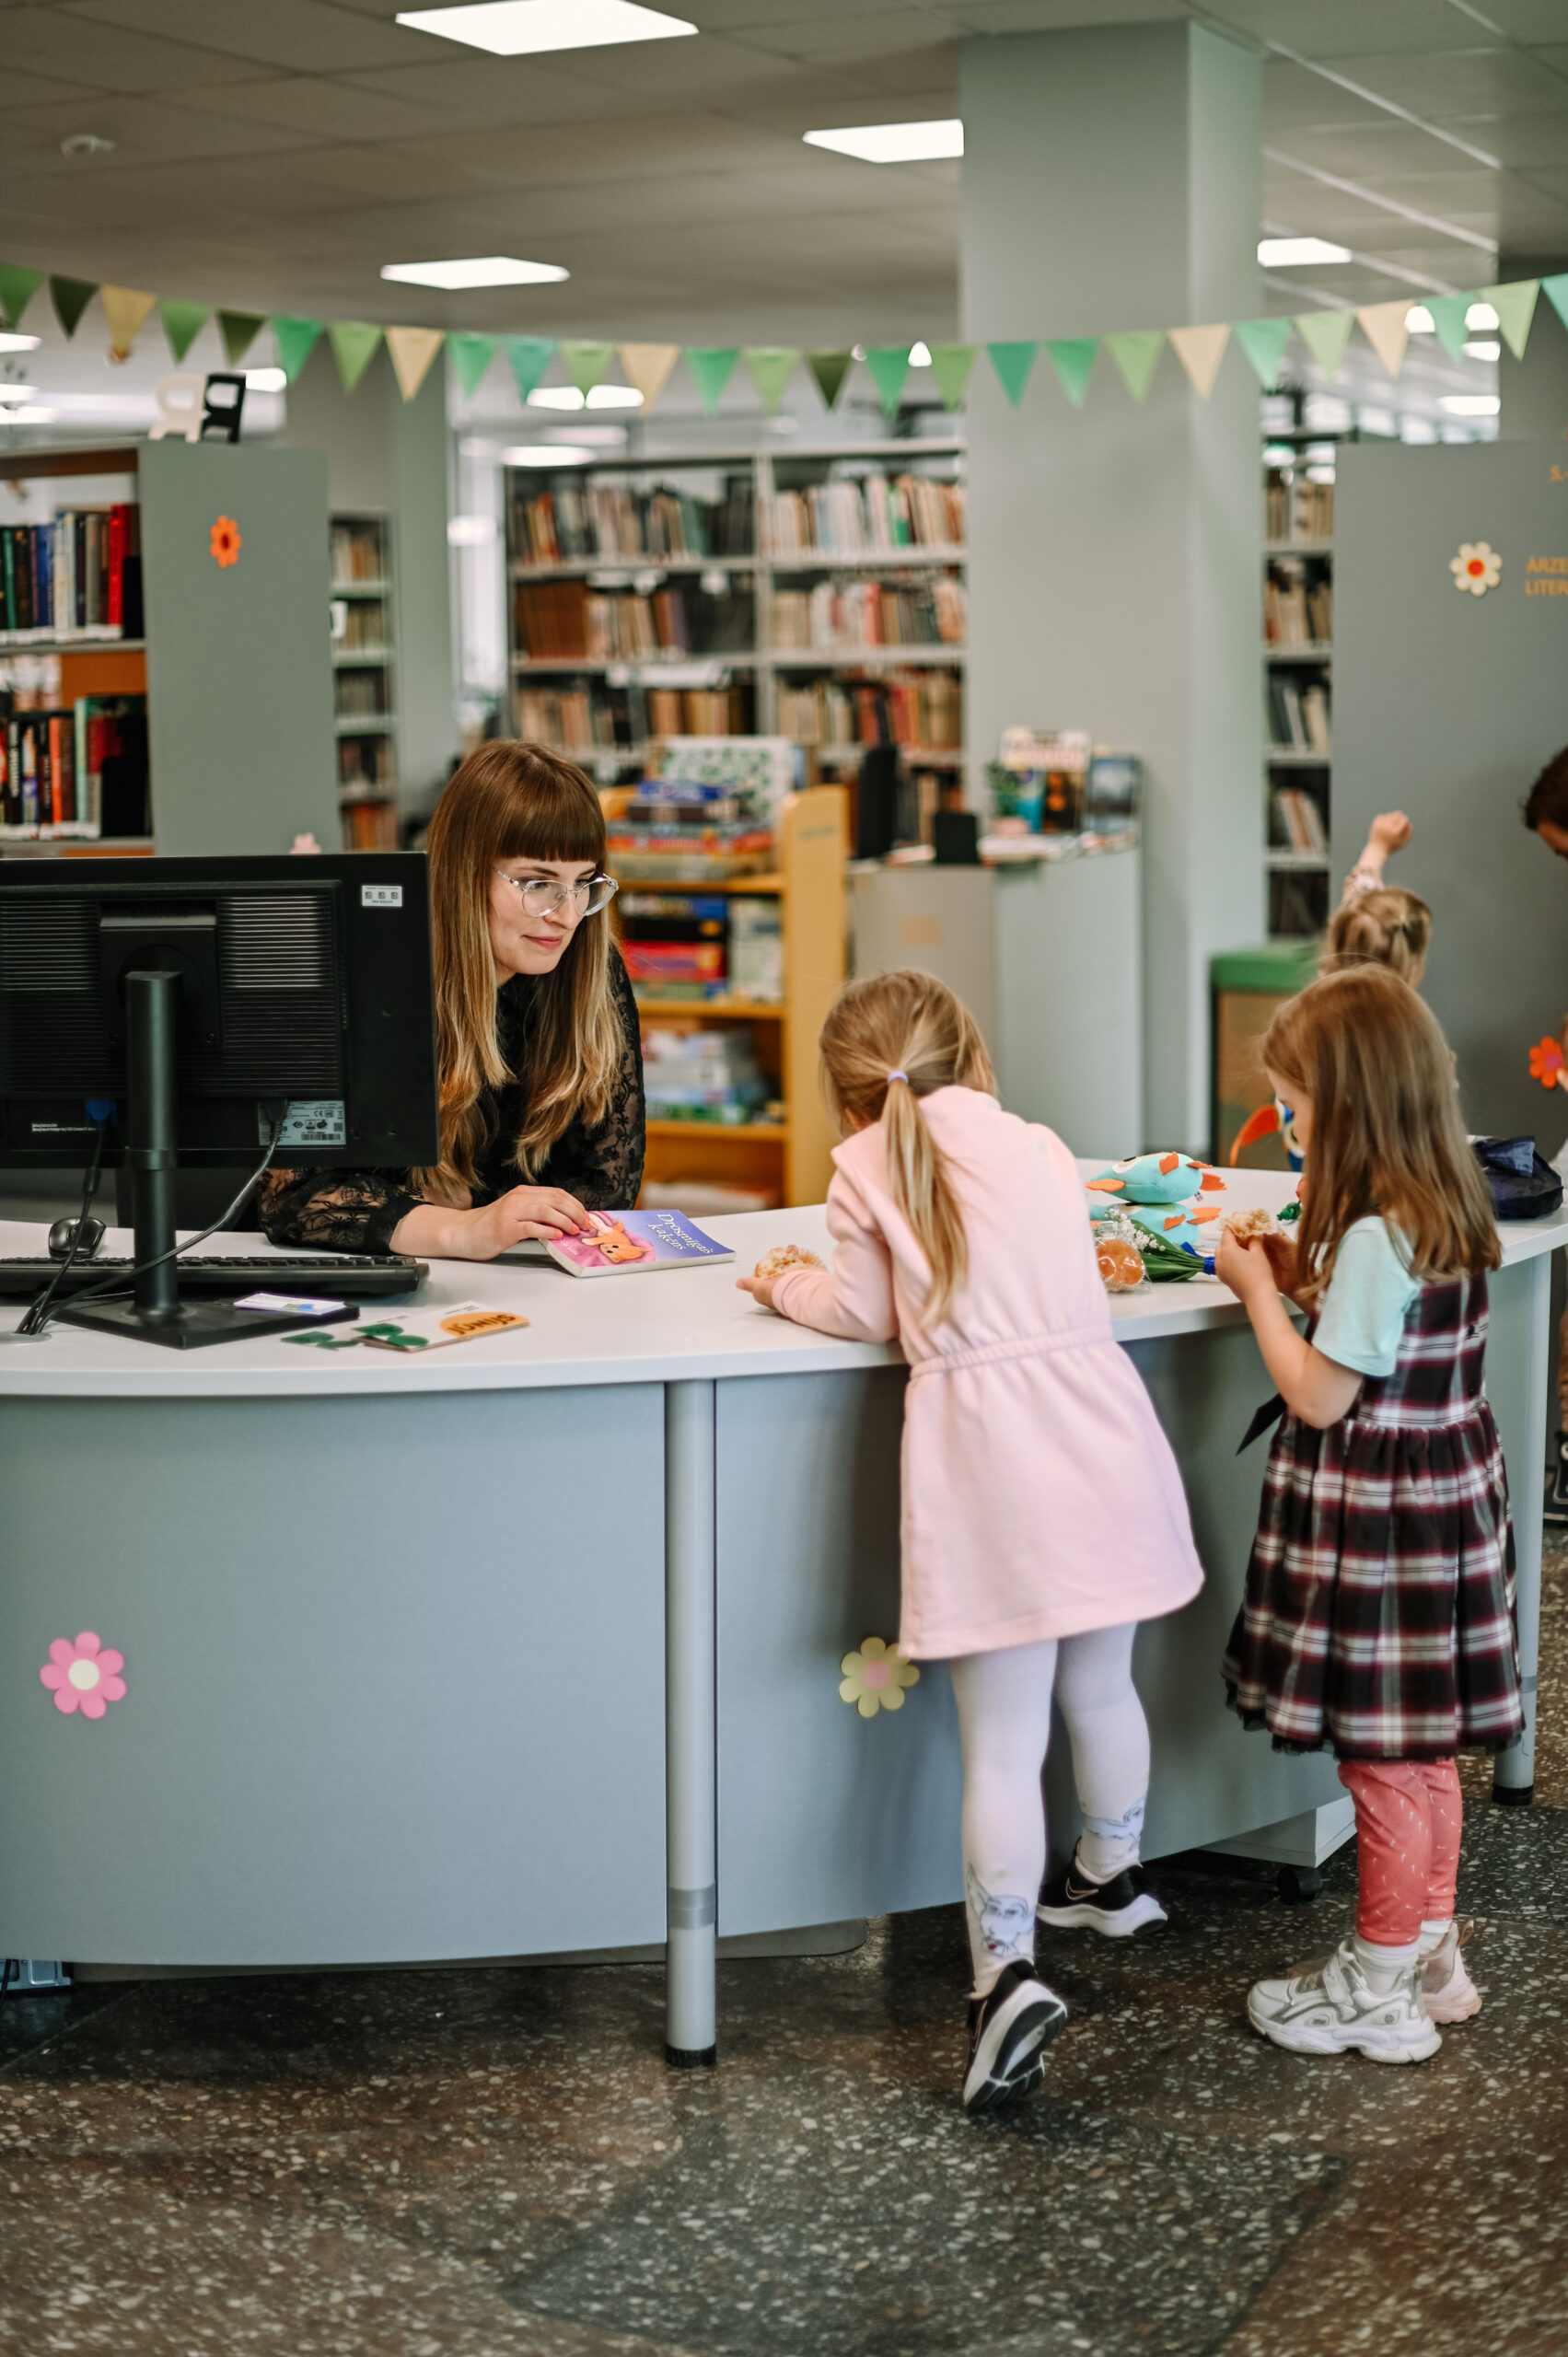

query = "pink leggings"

[1338,1759,1463,1945]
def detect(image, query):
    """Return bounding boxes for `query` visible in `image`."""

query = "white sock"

[1353,1933,1421,1991]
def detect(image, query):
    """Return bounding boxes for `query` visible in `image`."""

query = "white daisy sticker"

[1450,541,1501,597]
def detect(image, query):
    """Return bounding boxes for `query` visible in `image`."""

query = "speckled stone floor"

[6,1544,1567,2357]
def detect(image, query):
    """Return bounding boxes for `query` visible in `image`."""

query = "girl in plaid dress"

[1216,966,1521,2064]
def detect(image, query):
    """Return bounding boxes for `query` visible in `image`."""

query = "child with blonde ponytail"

[738,970,1203,2116]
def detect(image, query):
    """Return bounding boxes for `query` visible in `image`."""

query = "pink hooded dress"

[770,1087,1203,1661]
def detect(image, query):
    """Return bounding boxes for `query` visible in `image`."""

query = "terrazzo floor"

[6,1545,1568,2357]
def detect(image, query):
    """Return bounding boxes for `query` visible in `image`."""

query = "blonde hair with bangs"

[819,969,996,1325]
[413,741,623,1205]
[1262,965,1498,1306]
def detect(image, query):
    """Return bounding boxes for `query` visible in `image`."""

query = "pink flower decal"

[40,1631,127,1720]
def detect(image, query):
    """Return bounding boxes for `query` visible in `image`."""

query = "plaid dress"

[1222,1271,1524,1759]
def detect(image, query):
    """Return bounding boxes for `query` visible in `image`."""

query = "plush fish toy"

[1086,1152,1226,1265]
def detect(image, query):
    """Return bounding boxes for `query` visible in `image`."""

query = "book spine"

[19,717,37,828]
[107,505,123,629]
[0,526,11,637]
[47,713,62,829]
[74,511,87,631]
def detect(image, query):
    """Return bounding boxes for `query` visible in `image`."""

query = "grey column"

[665,1378,717,2065]
[960,22,1265,1150]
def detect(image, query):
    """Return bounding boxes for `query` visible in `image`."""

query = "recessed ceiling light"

[245,367,286,393]
[804,120,963,165]
[528,384,642,410]
[397,1,694,55]
[503,443,596,465]
[382,256,568,290]
[1258,238,1352,268]
[1441,394,1500,416]
[1462,340,1501,363]
[0,387,39,404]
[1466,301,1500,331]
[0,333,40,355]
[1406,306,1434,333]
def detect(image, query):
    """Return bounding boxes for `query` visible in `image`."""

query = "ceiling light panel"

[382,257,568,289]
[804,121,964,165]
[1258,238,1353,267]
[397,2,695,56]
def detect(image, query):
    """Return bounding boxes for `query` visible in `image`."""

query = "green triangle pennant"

[1044,338,1098,408]
[0,265,43,333]
[1294,308,1354,380]
[218,310,264,368]
[1233,316,1294,390]
[507,337,557,403]
[807,350,853,409]
[561,340,614,398]
[1425,293,1471,364]
[865,345,911,414]
[1542,273,1568,335]
[50,276,97,340]
[685,346,738,413]
[447,333,498,399]
[987,341,1039,407]
[743,347,798,412]
[273,317,323,383]
[1482,279,1539,361]
[159,299,209,365]
[926,343,977,411]
[329,320,383,393]
[1107,330,1163,403]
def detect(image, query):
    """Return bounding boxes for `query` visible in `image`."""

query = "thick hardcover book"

[544,1208,734,1278]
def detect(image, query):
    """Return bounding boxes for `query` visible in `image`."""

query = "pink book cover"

[546,1208,734,1278]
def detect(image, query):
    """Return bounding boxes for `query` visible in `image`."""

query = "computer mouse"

[48,1214,105,1262]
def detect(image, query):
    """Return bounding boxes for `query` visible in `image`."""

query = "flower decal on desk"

[210,515,241,569]
[1450,541,1500,597]
[840,1636,919,1718]
[40,1632,127,1720]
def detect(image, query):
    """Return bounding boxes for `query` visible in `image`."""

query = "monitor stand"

[60,967,306,1351]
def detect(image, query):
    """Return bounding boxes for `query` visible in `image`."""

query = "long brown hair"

[1262,966,1498,1306]
[1321,885,1432,983]
[414,741,623,1203]
[819,969,996,1325]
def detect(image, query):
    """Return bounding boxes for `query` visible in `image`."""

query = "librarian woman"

[261,743,645,1260]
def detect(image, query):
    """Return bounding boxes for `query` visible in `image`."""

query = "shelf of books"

[331,513,400,852]
[504,441,966,837]
[1263,449,1334,939]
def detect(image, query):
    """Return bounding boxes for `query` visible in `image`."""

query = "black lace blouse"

[260,948,645,1255]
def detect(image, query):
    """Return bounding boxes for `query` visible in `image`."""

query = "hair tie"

[886,1070,909,1086]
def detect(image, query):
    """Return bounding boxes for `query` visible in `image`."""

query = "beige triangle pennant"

[385,325,445,402]
[1356,299,1411,379]
[1167,321,1231,399]
[620,343,680,410]
[100,285,157,360]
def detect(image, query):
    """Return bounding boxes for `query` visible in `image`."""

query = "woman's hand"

[1214,1228,1281,1305]
[390,1186,591,1260]
[736,1272,784,1311]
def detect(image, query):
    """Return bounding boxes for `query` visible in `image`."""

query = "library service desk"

[0,1168,1560,2062]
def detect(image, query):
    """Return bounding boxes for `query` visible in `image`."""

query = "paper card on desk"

[358,1302,529,1353]
[234,1292,349,1318]
[544,1209,733,1279]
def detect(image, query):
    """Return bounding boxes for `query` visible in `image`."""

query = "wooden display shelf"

[635,996,784,1020]
[646,1118,786,1142]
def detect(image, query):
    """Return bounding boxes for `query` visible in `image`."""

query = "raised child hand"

[1368,810,1412,856]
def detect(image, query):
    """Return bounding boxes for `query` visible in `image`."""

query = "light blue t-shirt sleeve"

[1312,1216,1420,1379]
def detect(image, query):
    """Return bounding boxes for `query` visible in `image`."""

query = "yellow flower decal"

[839,1635,919,1718]
[1450,540,1500,597]
[210,516,241,569]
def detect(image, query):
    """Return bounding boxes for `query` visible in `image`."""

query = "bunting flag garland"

[50,276,98,340]
[865,345,911,414]
[1484,279,1538,360]
[987,340,1038,408]
[218,311,265,368]
[742,346,799,413]
[273,317,323,384]
[684,346,738,414]
[926,343,976,412]
[1542,273,1568,334]
[1294,308,1354,380]
[1107,330,1164,403]
[561,340,614,398]
[447,332,498,398]
[1425,293,1471,365]
[1356,299,1411,380]
[1045,338,1098,408]
[1233,316,1293,390]
[0,265,43,332]
[386,325,444,402]
[160,298,210,364]
[621,342,682,409]
[329,321,383,393]
[101,286,157,361]
[1168,321,1230,398]
[807,350,853,409]
[507,337,556,403]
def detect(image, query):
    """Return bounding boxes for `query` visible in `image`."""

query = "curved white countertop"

[2,1167,1562,1399]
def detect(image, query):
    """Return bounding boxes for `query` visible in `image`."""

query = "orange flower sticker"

[210,516,241,568]
[1528,1036,1564,1091]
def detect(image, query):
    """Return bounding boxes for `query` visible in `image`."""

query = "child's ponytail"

[818,970,996,1326]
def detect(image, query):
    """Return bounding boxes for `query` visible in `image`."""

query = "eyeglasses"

[494,868,619,918]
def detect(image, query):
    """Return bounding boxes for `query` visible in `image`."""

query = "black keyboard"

[0,1252,427,1301]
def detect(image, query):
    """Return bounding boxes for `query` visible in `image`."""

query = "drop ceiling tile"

[1265,122,1486,177]
[535,32,840,101]
[3,8,281,88]
[1261,59,1401,134]
[334,55,636,124]
[0,91,326,169]
[1312,48,1568,118]
[1444,114,1568,169]
[0,65,108,107]
[943,0,1184,26]
[64,0,421,72]
[1203,1,1495,59]
[173,75,442,140]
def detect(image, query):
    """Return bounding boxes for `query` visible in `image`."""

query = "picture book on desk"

[546,1209,733,1278]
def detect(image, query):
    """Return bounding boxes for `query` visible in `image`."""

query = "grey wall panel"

[0,1387,666,1966]
[1334,443,1568,1141]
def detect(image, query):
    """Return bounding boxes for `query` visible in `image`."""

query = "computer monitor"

[0,852,439,1348]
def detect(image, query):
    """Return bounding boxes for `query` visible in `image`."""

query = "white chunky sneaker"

[1420,1919,1481,2025]
[1248,1937,1441,2063]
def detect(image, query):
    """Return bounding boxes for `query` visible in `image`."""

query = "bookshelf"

[331,513,400,853]
[1262,443,1335,938]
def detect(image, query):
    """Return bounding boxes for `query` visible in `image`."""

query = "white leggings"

[949,1624,1149,1995]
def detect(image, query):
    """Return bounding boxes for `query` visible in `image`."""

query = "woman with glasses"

[261,742,644,1260]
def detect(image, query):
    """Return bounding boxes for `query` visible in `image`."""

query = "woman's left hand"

[736,1272,782,1310]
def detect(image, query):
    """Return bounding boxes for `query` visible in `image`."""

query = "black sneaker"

[1036,1847,1168,1938]
[961,1957,1067,2115]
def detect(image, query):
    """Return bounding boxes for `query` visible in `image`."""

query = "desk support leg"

[665,1377,717,2066]
[1495,1251,1549,1805]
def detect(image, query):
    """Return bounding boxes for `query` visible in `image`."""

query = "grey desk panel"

[0,1387,666,1966]
[715,1368,965,1937]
